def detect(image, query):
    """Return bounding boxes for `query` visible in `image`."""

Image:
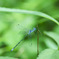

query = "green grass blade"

[0,7,59,25]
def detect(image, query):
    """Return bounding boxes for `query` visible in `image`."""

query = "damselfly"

[11,27,36,51]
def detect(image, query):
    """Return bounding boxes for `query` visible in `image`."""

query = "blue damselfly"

[11,27,36,51]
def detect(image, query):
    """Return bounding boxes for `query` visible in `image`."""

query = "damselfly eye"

[33,28,36,30]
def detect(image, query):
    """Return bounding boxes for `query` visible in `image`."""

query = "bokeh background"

[0,0,59,59]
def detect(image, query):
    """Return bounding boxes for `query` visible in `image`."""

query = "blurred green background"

[0,0,59,59]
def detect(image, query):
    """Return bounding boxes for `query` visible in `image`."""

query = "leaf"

[51,51,59,59]
[44,31,59,45]
[0,56,18,59]
[0,7,59,25]
[37,49,59,59]
[44,38,57,49]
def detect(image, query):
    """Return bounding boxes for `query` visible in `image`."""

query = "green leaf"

[44,31,59,45]
[37,49,59,59]
[0,56,18,59]
[51,51,59,59]
[0,7,59,25]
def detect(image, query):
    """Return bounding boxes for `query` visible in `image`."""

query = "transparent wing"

[17,23,31,35]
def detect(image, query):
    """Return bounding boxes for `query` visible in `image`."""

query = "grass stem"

[37,25,39,56]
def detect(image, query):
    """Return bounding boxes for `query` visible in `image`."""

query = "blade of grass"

[0,7,59,25]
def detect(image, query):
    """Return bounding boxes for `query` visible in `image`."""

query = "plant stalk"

[37,25,39,56]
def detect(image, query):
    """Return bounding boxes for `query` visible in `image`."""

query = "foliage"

[0,0,59,59]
